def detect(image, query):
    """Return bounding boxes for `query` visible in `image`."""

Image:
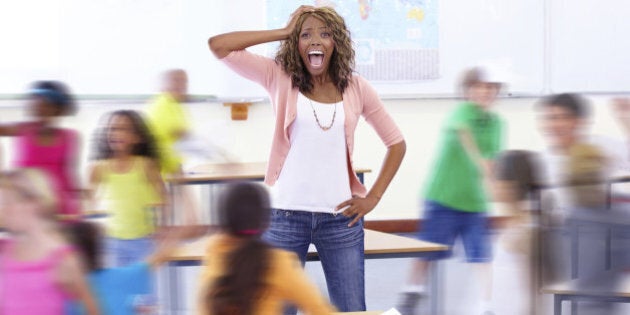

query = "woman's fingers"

[337,196,377,227]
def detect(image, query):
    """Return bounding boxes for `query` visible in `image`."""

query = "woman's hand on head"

[284,5,315,36]
[336,195,379,227]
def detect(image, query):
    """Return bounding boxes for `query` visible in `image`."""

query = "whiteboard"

[0,0,226,96]
[549,0,630,94]
[0,0,547,97]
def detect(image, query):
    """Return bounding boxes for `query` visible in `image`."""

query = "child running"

[0,81,82,219]
[66,220,193,315]
[0,168,99,315]
[397,67,505,315]
[88,110,168,266]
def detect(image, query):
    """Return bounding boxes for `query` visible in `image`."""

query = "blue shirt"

[66,262,152,315]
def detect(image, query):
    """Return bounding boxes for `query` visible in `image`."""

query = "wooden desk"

[169,229,447,264]
[166,162,372,224]
[542,272,630,315]
[534,176,630,314]
[169,162,372,185]
[166,229,446,314]
[334,312,383,315]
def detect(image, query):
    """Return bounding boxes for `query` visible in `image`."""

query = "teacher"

[208,5,406,312]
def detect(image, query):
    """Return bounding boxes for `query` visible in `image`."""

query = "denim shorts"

[419,200,491,262]
[105,237,155,267]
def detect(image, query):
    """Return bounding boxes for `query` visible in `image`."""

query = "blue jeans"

[263,209,366,313]
[105,237,155,267]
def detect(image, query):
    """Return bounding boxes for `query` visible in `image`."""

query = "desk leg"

[209,184,223,225]
[200,184,210,224]
[201,183,226,225]
[606,228,612,271]
[555,295,562,315]
[429,261,442,315]
[168,264,181,314]
[571,225,579,279]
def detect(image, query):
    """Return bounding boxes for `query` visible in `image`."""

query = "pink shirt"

[222,50,404,197]
[14,124,80,216]
[0,241,74,315]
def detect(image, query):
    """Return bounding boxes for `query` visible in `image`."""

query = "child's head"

[27,80,76,120]
[218,182,270,237]
[208,182,272,315]
[94,110,158,160]
[537,93,590,150]
[495,150,541,202]
[161,69,188,102]
[459,67,503,109]
[0,168,58,231]
[66,221,102,272]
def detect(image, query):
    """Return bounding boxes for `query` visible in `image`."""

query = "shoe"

[395,291,425,315]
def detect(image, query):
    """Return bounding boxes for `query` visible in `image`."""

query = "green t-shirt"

[423,102,503,212]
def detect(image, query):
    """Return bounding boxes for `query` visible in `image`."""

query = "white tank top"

[270,93,352,213]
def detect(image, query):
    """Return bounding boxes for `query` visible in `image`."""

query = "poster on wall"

[266,0,439,82]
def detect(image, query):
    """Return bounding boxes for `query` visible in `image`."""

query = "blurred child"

[88,110,168,266]
[0,168,99,315]
[199,182,335,315]
[66,220,192,315]
[536,94,627,314]
[145,69,199,226]
[397,67,505,315]
[0,81,81,219]
[536,94,607,218]
[145,69,190,176]
[494,150,541,315]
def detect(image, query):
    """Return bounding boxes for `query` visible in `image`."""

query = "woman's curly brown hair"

[275,6,355,95]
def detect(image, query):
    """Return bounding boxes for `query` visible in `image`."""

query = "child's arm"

[0,123,22,137]
[457,127,503,203]
[86,162,104,215]
[144,158,171,226]
[458,128,494,178]
[145,226,197,268]
[145,157,199,227]
[56,252,101,315]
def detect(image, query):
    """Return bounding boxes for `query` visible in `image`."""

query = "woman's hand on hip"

[336,195,379,227]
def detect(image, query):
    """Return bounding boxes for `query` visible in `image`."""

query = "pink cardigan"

[222,50,404,197]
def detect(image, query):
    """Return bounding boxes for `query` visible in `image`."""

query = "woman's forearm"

[208,6,311,59]
[208,29,289,59]
[366,140,406,200]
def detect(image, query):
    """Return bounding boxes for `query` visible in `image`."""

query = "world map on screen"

[266,0,440,82]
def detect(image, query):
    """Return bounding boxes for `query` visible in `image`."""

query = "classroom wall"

[0,95,624,219]
[6,0,630,97]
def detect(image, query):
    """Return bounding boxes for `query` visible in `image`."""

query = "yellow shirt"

[102,157,160,239]
[145,93,190,175]
[199,234,335,315]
